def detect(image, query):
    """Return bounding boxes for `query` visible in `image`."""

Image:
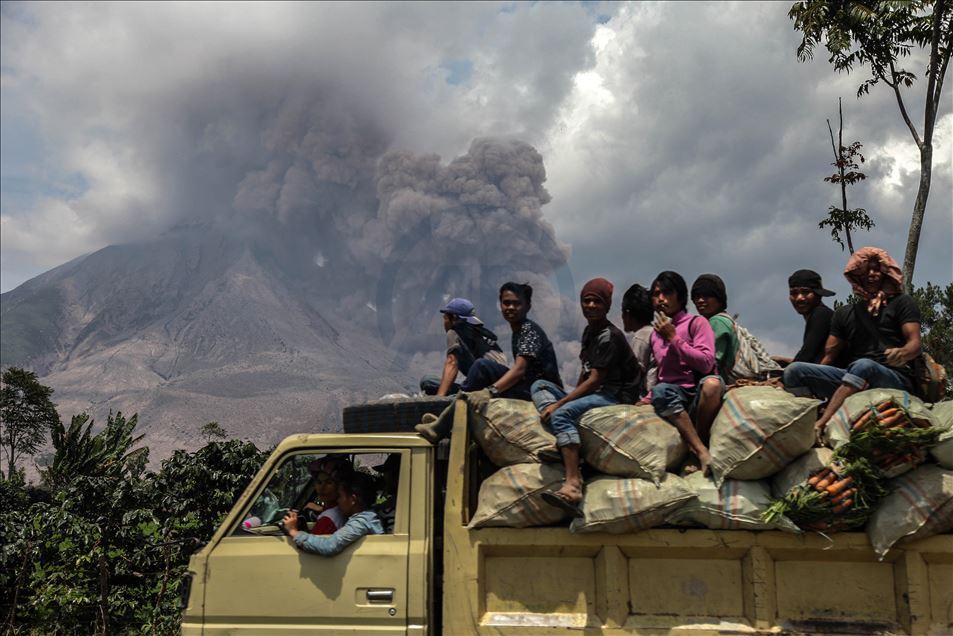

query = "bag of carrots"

[763,453,889,532]
[930,401,953,469]
[823,390,939,479]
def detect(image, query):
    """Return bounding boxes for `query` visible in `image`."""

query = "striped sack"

[929,401,953,469]
[709,386,820,486]
[569,474,694,534]
[468,463,570,529]
[669,472,799,532]
[470,398,558,467]
[770,448,834,499]
[577,404,686,485]
[825,388,935,451]
[866,464,953,559]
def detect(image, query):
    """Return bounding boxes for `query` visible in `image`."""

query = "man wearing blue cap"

[419,298,510,397]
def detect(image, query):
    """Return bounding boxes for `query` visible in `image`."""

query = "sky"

[1,1,951,356]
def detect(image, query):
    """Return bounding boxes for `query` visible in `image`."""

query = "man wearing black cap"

[773,269,835,366]
[419,297,509,397]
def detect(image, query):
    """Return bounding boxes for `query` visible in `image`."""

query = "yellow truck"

[180,401,953,634]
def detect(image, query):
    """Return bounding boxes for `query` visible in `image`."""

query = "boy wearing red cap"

[531,277,642,515]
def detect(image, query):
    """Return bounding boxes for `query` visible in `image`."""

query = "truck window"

[234,451,402,536]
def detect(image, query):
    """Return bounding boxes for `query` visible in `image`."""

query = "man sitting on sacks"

[415,283,563,442]
[531,277,642,516]
[772,269,836,367]
[643,271,719,476]
[783,247,922,441]
[419,297,510,397]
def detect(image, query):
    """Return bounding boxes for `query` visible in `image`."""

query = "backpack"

[914,352,948,403]
[715,312,782,384]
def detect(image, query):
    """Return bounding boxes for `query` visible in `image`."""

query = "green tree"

[790,0,953,291]
[200,421,227,443]
[820,98,873,253]
[0,367,60,479]
[912,281,953,396]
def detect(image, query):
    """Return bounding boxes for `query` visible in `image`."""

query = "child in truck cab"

[281,472,383,556]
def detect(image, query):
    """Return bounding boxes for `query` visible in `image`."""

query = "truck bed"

[442,403,953,635]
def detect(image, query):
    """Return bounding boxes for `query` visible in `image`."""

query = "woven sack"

[930,401,953,469]
[770,448,834,499]
[577,404,686,485]
[824,389,935,451]
[866,464,953,559]
[709,386,820,486]
[469,398,557,467]
[468,463,570,529]
[569,474,694,534]
[669,472,799,531]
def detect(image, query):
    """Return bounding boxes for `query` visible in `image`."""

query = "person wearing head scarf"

[530,277,642,516]
[784,247,922,440]
[418,297,508,397]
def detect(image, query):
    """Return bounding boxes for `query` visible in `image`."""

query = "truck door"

[199,448,414,635]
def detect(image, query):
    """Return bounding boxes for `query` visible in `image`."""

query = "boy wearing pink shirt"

[646,271,720,475]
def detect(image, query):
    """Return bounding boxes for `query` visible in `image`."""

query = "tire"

[342,396,455,434]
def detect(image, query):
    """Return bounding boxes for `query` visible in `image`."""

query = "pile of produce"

[764,395,940,532]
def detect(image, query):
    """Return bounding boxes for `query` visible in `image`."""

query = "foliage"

[912,281,953,396]
[820,99,873,253]
[1,367,60,480]
[200,421,227,443]
[1,411,268,635]
[789,0,953,290]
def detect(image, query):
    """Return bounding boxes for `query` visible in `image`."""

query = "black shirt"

[446,322,505,376]
[580,321,642,403]
[830,294,921,382]
[511,319,563,388]
[793,304,833,364]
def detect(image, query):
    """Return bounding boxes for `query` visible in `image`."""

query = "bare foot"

[554,481,583,505]
[680,455,701,476]
[541,483,584,517]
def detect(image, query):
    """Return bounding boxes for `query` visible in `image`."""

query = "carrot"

[876,407,900,421]
[807,474,821,486]
[876,400,895,412]
[831,487,857,506]
[826,477,854,496]
[852,411,874,431]
[878,413,903,429]
[816,475,835,491]
[832,499,853,514]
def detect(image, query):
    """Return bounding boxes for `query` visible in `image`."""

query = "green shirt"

[708,313,738,381]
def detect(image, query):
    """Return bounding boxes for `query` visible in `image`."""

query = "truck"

[180,400,953,635]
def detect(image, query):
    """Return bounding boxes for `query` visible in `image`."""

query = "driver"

[282,473,383,556]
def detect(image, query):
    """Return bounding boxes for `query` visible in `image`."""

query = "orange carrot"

[876,400,895,412]
[816,474,835,491]
[831,487,856,505]
[832,499,853,514]
[852,411,874,431]
[826,477,854,496]
[877,407,900,420]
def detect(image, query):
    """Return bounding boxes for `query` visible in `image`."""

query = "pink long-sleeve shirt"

[650,310,716,388]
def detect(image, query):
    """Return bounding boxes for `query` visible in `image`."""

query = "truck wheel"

[342,396,455,433]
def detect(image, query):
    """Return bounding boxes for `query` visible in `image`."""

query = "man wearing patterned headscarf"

[783,247,922,441]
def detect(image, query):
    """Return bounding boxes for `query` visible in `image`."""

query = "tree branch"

[889,60,924,149]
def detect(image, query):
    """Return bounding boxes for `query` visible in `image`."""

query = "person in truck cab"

[645,271,717,475]
[419,298,509,397]
[280,472,383,556]
[531,277,642,516]
[301,457,352,535]
[783,247,921,441]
